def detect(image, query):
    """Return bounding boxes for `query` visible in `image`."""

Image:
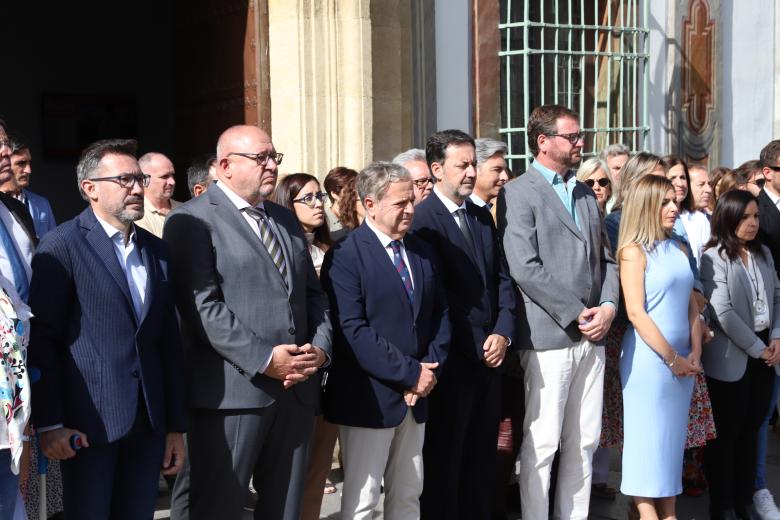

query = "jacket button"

[131,370,139,378]
[289,327,296,335]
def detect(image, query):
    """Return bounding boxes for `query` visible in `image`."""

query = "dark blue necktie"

[390,240,414,305]
[0,219,28,301]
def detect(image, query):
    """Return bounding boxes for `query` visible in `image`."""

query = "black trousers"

[421,353,501,520]
[705,335,775,513]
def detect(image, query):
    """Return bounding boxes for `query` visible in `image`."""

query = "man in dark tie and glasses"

[164,125,331,520]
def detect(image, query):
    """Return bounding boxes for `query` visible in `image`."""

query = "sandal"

[323,479,337,494]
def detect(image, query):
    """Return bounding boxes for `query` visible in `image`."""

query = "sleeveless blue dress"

[620,239,695,497]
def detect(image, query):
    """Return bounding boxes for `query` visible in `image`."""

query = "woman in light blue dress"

[617,175,702,519]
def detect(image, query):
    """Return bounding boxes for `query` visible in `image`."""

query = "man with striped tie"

[320,161,450,520]
[163,125,332,520]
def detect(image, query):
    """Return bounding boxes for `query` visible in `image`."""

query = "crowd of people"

[0,102,779,520]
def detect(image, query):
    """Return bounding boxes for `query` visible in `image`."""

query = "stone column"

[268,0,413,178]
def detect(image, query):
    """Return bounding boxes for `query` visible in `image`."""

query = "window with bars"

[499,0,650,171]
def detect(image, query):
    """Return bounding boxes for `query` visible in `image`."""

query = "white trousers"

[339,410,425,520]
[519,340,605,520]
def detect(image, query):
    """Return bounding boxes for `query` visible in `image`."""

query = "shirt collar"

[764,187,780,207]
[534,160,575,185]
[433,185,467,214]
[365,217,401,249]
[143,197,179,215]
[215,180,266,212]
[469,193,489,208]
[95,214,136,245]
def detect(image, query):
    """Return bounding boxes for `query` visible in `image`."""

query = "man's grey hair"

[76,139,138,201]
[357,161,411,202]
[391,148,426,166]
[475,138,508,168]
[599,143,631,160]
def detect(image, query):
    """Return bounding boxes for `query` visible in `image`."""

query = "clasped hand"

[577,304,616,342]
[404,361,439,407]
[264,343,326,389]
[760,340,780,366]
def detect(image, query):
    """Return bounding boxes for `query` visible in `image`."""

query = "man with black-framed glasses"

[497,104,618,520]
[164,125,331,520]
[28,138,187,519]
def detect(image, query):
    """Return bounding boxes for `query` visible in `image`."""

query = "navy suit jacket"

[759,189,780,278]
[409,194,516,362]
[321,222,450,428]
[23,189,56,239]
[28,207,186,444]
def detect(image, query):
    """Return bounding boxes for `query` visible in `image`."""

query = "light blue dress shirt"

[95,216,147,320]
[534,161,579,230]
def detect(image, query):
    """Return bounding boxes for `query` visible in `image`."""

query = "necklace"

[746,251,768,315]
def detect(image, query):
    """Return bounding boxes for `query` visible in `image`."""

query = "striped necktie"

[389,240,413,305]
[243,207,288,284]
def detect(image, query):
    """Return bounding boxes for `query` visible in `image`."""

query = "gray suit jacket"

[497,164,619,350]
[700,245,780,382]
[163,184,332,409]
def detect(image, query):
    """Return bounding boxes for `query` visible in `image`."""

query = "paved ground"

[154,429,780,519]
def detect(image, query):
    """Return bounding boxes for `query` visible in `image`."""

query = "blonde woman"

[576,157,612,213]
[618,175,701,519]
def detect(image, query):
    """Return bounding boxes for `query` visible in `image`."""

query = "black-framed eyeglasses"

[585,178,610,188]
[293,191,328,208]
[545,132,584,145]
[412,177,434,188]
[227,151,284,166]
[750,178,766,189]
[89,174,150,189]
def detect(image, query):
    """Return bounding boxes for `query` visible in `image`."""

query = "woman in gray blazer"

[700,190,780,520]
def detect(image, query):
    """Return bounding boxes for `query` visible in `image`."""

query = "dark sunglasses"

[750,178,766,189]
[584,178,610,188]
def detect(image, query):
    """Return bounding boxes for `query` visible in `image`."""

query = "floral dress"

[0,278,31,475]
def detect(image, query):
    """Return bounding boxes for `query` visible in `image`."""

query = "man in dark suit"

[0,121,37,301]
[752,140,780,519]
[164,125,332,520]
[28,139,186,519]
[409,129,516,520]
[321,161,450,519]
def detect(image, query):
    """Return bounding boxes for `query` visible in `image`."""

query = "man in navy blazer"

[410,130,516,520]
[321,161,450,519]
[28,139,186,520]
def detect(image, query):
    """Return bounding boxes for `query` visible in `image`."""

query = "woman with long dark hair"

[272,173,335,519]
[700,190,780,519]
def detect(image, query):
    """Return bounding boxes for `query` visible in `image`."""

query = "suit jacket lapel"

[430,195,481,270]
[137,234,155,325]
[208,187,289,293]
[264,204,294,296]
[527,166,584,242]
[357,224,414,312]
[464,202,488,282]
[406,239,424,320]
[82,213,135,314]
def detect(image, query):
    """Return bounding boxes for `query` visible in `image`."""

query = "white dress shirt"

[765,187,780,208]
[365,218,414,289]
[469,192,491,209]
[95,216,147,320]
[679,210,711,270]
[434,185,470,230]
[0,204,33,288]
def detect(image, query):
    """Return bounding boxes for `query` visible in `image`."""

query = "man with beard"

[135,152,180,238]
[411,130,516,519]
[28,139,186,519]
[0,123,37,301]
[497,105,618,520]
[0,141,57,239]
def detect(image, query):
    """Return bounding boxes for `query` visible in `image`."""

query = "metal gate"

[499,0,650,171]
